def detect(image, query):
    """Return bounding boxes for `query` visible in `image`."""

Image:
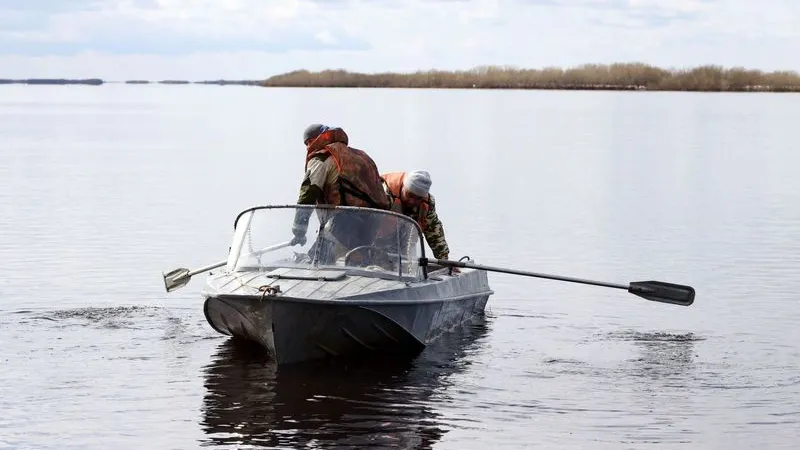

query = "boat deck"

[204,266,461,301]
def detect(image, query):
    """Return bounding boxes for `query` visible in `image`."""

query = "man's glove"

[290,208,312,246]
[290,233,307,246]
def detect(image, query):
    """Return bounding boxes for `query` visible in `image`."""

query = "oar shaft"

[172,241,293,284]
[187,260,227,278]
[191,241,292,276]
[426,258,630,290]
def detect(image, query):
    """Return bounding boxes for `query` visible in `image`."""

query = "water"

[1,85,799,449]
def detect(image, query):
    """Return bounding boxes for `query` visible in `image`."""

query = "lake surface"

[1,85,799,449]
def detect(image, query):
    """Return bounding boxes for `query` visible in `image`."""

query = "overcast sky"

[1,0,798,80]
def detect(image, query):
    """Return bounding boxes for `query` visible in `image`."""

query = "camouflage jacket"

[401,194,450,260]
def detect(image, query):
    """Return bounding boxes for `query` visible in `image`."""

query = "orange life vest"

[304,128,390,210]
[381,171,431,231]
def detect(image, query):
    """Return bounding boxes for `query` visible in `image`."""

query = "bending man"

[291,124,391,262]
[380,170,452,262]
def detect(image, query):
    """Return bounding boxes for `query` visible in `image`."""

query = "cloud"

[0,0,369,55]
[0,21,370,56]
[0,0,103,12]
[0,0,798,79]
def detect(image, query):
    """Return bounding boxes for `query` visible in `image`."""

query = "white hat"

[403,170,432,197]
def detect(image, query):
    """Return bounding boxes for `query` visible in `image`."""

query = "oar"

[420,257,695,306]
[162,240,293,293]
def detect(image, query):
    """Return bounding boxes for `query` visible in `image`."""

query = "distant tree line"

[259,63,800,92]
[4,64,798,92]
[0,78,104,85]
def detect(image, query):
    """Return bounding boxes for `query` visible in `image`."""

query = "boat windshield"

[224,205,427,280]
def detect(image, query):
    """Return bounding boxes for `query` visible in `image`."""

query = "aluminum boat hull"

[202,266,493,365]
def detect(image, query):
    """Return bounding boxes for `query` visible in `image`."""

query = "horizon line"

[3,63,800,92]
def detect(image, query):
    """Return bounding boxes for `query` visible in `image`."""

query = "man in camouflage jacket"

[380,170,452,263]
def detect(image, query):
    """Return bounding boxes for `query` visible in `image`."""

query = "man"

[290,124,391,263]
[380,170,454,267]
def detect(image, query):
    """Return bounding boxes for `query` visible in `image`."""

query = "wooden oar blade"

[628,281,695,306]
[163,268,191,293]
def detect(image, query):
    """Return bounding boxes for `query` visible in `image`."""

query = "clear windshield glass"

[225,205,426,279]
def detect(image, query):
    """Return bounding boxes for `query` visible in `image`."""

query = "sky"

[0,0,798,80]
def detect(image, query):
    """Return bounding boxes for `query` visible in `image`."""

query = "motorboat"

[166,204,493,365]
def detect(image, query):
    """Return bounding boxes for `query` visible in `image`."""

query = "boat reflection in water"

[199,316,491,449]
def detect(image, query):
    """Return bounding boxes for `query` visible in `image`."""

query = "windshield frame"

[226,204,430,281]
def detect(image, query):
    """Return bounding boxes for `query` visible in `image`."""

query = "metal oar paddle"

[420,257,695,306]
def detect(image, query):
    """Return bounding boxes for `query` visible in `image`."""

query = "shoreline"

[258,64,800,93]
[2,63,799,92]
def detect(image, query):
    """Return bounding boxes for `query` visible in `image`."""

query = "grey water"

[1,85,799,449]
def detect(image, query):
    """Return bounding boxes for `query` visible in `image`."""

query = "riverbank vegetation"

[4,64,798,92]
[0,78,103,85]
[259,63,800,92]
